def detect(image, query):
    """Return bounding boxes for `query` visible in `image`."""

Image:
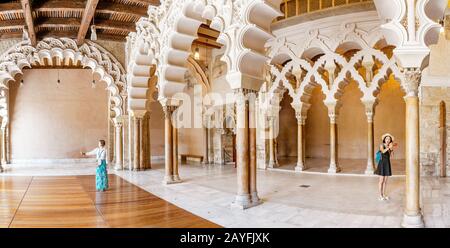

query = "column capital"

[162,105,177,119]
[401,67,422,97]
[130,110,146,119]
[363,100,377,123]
[326,102,340,124]
[295,113,306,125]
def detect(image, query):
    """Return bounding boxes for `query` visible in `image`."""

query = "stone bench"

[180,154,204,163]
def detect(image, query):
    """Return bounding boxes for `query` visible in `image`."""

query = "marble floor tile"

[2,161,450,227]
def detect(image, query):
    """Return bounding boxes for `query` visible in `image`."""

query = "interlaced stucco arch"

[0,37,127,125]
[266,20,405,116]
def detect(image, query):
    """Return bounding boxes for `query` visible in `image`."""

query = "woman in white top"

[82,140,108,191]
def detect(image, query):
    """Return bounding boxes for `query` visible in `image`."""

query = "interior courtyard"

[1,0,450,228]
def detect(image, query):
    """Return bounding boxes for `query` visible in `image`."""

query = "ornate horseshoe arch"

[0,37,127,125]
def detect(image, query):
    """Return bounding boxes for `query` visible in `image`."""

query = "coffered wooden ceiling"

[0,0,159,45]
[0,0,223,49]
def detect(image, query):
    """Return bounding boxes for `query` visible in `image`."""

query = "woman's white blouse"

[86,147,107,164]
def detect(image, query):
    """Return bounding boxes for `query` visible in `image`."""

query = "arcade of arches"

[1,0,450,228]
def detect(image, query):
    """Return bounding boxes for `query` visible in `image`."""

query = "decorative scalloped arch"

[0,37,127,123]
[147,0,282,98]
[127,17,159,112]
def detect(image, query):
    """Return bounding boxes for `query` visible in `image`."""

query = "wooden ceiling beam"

[33,18,135,33]
[32,1,147,18]
[77,0,99,45]
[125,0,160,6]
[37,30,127,42]
[0,19,25,31]
[0,31,23,40]
[0,3,22,13]
[96,2,147,17]
[95,19,136,33]
[20,0,37,46]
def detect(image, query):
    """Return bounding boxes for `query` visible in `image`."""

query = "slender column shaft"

[401,68,424,228]
[4,126,9,164]
[0,128,5,165]
[139,117,144,170]
[0,129,3,172]
[233,91,251,208]
[249,96,260,203]
[173,125,180,181]
[330,123,337,166]
[295,117,305,171]
[328,120,341,173]
[133,117,141,171]
[203,126,209,164]
[302,124,306,163]
[440,101,446,178]
[268,117,277,168]
[147,114,152,169]
[163,107,174,184]
[114,123,123,170]
[403,96,423,226]
[208,127,214,164]
[366,120,375,175]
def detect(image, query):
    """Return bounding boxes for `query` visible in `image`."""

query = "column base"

[251,192,262,206]
[365,166,375,175]
[295,163,306,172]
[231,194,253,210]
[173,174,182,182]
[328,164,341,174]
[268,161,279,168]
[114,165,123,171]
[401,212,425,228]
[163,175,182,185]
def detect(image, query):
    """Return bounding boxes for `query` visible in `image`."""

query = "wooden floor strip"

[1,175,220,228]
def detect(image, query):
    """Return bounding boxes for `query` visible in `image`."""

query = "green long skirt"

[96,159,109,191]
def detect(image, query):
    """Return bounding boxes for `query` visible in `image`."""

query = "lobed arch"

[149,0,282,99]
[266,39,405,116]
[127,17,160,112]
[0,37,127,124]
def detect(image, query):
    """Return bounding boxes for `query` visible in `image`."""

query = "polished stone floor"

[1,161,449,228]
[274,157,405,176]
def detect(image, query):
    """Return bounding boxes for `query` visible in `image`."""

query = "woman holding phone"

[376,134,395,201]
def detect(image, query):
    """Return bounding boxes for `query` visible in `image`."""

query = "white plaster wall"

[9,69,108,160]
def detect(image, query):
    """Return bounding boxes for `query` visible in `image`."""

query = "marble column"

[268,116,278,168]
[249,93,260,204]
[0,127,5,170]
[302,124,306,164]
[203,114,210,164]
[133,115,142,171]
[232,89,251,209]
[401,68,424,228]
[295,114,306,171]
[439,101,446,178]
[208,122,214,164]
[364,101,376,175]
[327,104,341,173]
[145,112,152,169]
[139,116,145,170]
[172,122,181,182]
[114,122,123,170]
[162,105,179,184]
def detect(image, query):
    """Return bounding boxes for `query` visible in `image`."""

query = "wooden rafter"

[126,0,160,6]
[77,0,99,45]
[0,0,162,43]
[20,0,37,46]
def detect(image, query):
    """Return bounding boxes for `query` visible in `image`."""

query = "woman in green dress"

[82,140,108,191]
